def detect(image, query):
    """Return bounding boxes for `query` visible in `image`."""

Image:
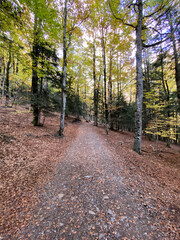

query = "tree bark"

[160,53,171,147]
[168,12,180,110]
[0,58,2,99]
[2,59,6,97]
[93,41,98,126]
[5,42,12,107]
[116,53,119,98]
[101,26,108,134]
[143,49,151,130]
[133,0,143,154]
[59,0,68,136]
[32,14,40,126]
[109,48,113,129]
[16,59,19,74]
[117,54,122,99]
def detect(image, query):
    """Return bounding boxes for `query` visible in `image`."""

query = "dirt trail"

[7,123,179,239]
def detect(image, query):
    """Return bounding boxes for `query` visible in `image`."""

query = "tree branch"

[66,12,90,51]
[154,7,170,21]
[143,37,169,48]
[108,0,136,29]
[0,35,23,49]
[143,4,166,19]
[148,27,168,36]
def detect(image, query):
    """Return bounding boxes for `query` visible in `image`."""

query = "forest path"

[15,123,174,240]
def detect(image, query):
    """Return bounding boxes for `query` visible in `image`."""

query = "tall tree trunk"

[117,54,122,101]
[0,58,2,100]
[12,58,19,106]
[144,49,150,91]
[160,53,171,147]
[143,49,151,130]
[93,42,98,126]
[2,59,6,97]
[84,84,86,99]
[32,14,40,126]
[5,42,12,107]
[116,53,119,98]
[109,48,113,129]
[116,53,122,99]
[38,76,44,125]
[133,0,143,154]
[16,59,19,74]
[13,58,15,74]
[168,12,180,110]
[59,0,68,136]
[77,84,80,119]
[101,26,108,134]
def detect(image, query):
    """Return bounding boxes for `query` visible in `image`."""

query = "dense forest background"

[0,0,180,153]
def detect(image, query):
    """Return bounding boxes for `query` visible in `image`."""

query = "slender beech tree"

[58,0,68,136]
[5,41,12,106]
[58,0,89,135]
[101,24,109,134]
[108,48,113,129]
[93,39,99,126]
[133,0,143,154]
[109,0,143,153]
[167,8,180,110]
[2,58,6,98]
[31,13,40,125]
[0,57,2,99]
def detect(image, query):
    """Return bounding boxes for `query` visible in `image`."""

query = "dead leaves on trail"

[94,124,180,224]
[1,105,180,239]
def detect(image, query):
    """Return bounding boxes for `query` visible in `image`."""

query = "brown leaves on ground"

[1,104,180,239]
[0,105,79,237]
[94,124,180,220]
